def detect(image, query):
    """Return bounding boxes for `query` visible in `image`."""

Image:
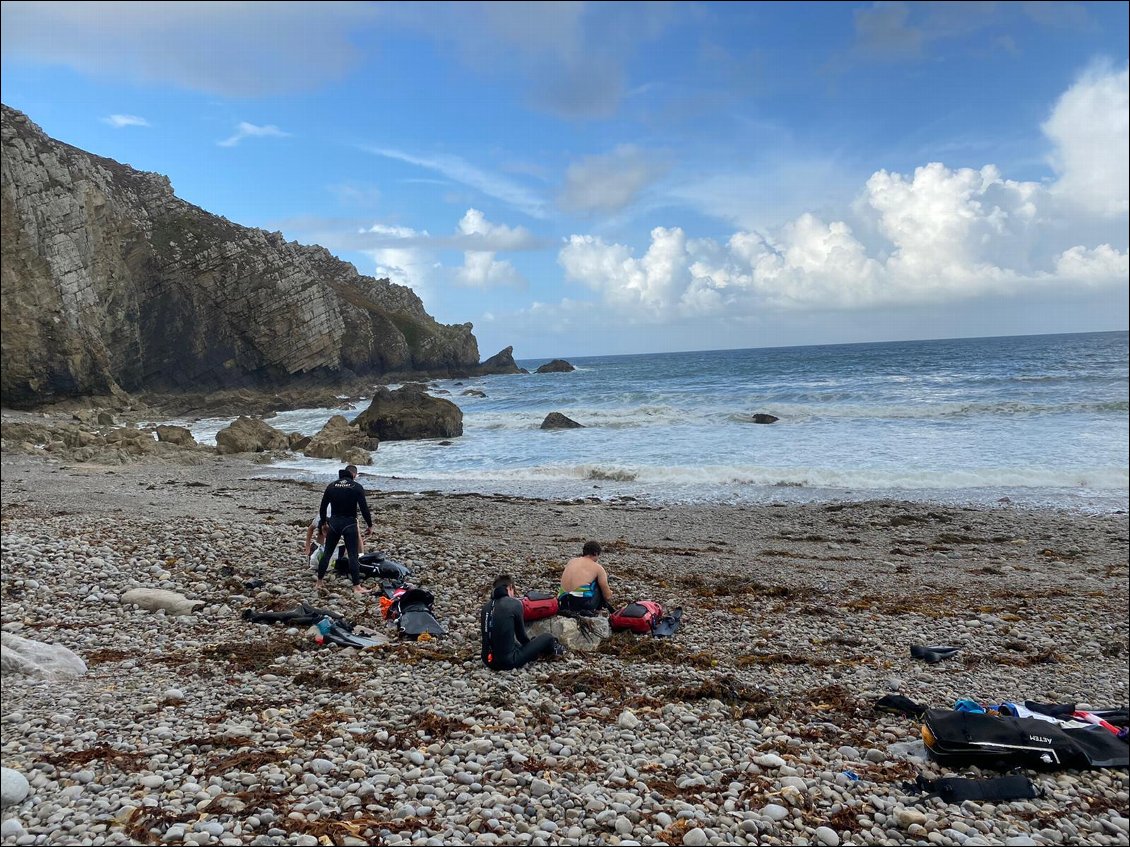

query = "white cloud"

[1043,63,1130,217]
[551,65,1128,324]
[1055,244,1130,285]
[101,113,149,128]
[365,147,547,219]
[362,222,440,301]
[218,122,291,148]
[456,251,523,288]
[0,1,373,96]
[454,209,527,288]
[559,145,671,213]
[456,208,535,250]
[357,210,529,293]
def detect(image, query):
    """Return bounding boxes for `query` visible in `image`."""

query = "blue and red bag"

[521,590,559,622]
[610,600,663,634]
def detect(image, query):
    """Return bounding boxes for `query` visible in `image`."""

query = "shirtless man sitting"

[558,541,614,615]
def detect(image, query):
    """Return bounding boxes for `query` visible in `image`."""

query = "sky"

[1,1,1128,360]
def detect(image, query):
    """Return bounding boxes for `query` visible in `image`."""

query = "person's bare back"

[559,541,612,611]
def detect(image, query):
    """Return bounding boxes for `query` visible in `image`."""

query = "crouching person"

[481,574,562,670]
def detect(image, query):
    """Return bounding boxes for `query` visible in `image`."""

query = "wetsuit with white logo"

[315,474,372,585]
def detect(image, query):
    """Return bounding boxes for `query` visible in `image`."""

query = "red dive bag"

[610,600,663,633]
[521,590,560,622]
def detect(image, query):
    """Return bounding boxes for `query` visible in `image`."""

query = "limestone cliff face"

[0,104,480,408]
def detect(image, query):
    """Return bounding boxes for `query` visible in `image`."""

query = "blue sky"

[2,1,1127,359]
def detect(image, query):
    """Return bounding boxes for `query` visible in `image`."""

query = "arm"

[357,485,373,534]
[511,602,530,646]
[318,487,331,528]
[304,524,315,556]
[596,567,613,605]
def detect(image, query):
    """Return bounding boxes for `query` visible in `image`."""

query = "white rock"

[0,633,87,679]
[121,588,204,616]
[761,803,789,822]
[1,768,30,808]
[0,819,24,839]
[618,710,641,730]
[682,827,708,846]
[897,809,927,828]
[755,753,786,768]
[815,825,840,846]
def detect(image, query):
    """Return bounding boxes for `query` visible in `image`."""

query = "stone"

[215,417,289,454]
[541,412,583,429]
[154,425,196,446]
[755,754,786,768]
[618,710,641,730]
[526,616,610,651]
[0,634,87,680]
[535,359,575,374]
[352,384,463,441]
[0,819,24,839]
[682,827,708,846]
[1,768,30,808]
[121,588,204,616]
[303,415,379,462]
[750,413,779,424]
[815,826,840,846]
[477,346,527,376]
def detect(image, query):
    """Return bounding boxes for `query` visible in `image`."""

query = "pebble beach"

[1,449,1128,847]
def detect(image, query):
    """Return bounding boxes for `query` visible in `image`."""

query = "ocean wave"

[346,462,1128,492]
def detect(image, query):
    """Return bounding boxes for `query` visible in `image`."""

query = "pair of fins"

[910,644,961,663]
[652,607,684,638]
[322,623,388,649]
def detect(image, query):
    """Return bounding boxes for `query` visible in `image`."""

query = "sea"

[185,331,1129,514]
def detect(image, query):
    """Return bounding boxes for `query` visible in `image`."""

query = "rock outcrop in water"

[0,104,482,409]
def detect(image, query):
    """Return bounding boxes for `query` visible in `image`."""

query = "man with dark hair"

[315,465,373,595]
[558,541,613,615]
[480,574,561,670]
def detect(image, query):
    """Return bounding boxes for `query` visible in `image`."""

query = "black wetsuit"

[316,472,373,585]
[480,589,556,670]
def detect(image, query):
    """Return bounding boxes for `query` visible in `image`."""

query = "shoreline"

[1,450,1128,846]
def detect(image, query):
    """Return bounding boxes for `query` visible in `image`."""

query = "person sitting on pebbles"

[481,575,563,670]
[557,541,614,615]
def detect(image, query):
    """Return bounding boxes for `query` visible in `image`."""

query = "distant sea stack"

[0,104,483,409]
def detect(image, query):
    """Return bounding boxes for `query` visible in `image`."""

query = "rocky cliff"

[0,104,482,409]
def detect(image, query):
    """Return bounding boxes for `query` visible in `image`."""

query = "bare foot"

[315,579,326,593]
[353,585,372,595]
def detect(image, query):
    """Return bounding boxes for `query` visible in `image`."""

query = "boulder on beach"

[215,416,288,454]
[461,389,487,398]
[121,588,204,616]
[303,415,379,461]
[288,432,312,451]
[155,424,196,446]
[352,384,463,441]
[0,632,87,680]
[751,413,779,424]
[535,359,575,374]
[541,412,583,430]
[527,616,610,651]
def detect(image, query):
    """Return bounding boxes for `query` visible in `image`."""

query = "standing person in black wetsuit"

[480,574,562,670]
[315,464,373,595]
